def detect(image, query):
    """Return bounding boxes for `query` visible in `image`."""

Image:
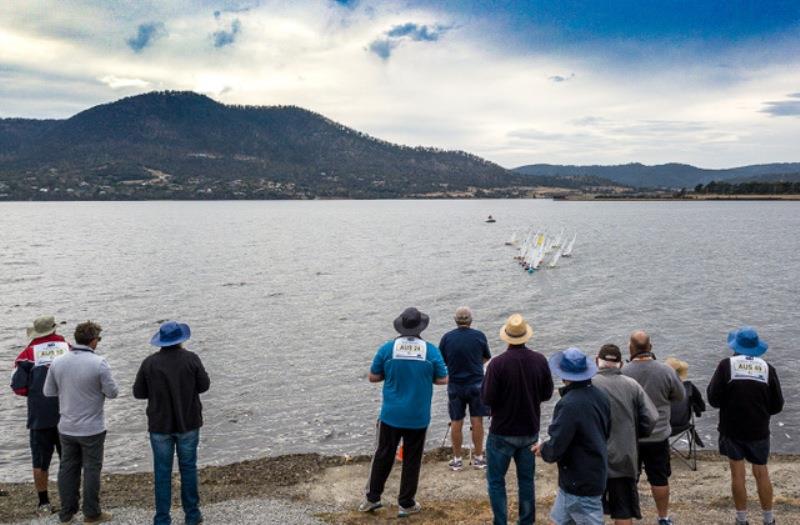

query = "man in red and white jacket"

[11,316,69,516]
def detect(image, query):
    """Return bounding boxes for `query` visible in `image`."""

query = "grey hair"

[454,306,473,325]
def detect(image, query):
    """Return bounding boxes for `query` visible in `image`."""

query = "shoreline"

[3,449,800,524]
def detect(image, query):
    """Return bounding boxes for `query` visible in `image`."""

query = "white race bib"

[730,355,769,384]
[32,341,69,367]
[392,337,427,361]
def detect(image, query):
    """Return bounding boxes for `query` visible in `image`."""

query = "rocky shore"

[2,450,799,524]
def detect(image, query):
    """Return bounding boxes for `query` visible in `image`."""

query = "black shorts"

[638,440,671,486]
[719,435,770,466]
[30,428,61,470]
[603,477,641,520]
[447,382,490,421]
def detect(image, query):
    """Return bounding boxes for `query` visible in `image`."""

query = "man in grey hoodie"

[44,321,118,525]
[593,344,659,525]
[621,331,684,525]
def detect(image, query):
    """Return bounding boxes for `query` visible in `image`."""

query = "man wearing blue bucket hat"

[133,321,210,525]
[534,347,611,525]
[708,327,783,525]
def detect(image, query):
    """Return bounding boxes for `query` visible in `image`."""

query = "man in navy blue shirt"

[439,306,491,470]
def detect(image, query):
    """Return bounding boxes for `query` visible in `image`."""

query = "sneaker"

[398,502,422,518]
[83,511,113,524]
[59,516,75,525]
[657,519,673,525]
[448,457,464,471]
[357,499,383,513]
[36,503,55,517]
[764,520,776,525]
[471,455,487,470]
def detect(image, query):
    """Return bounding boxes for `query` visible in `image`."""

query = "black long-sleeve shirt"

[707,355,783,441]
[481,345,553,436]
[540,380,612,497]
[133,346,210,434]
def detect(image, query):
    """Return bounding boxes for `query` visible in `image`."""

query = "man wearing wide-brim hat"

[133,321,210,525]
[708,327,784,525]
[534,347,611,525]
[359,307,448,518]
[481,314,553,525]
[11,316,70,516]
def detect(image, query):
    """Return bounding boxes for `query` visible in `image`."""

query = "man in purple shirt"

[482,314,554,525]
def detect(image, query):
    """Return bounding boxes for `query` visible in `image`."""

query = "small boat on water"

[486,215,496,223]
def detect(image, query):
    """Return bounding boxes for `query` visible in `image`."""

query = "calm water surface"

[1,199,798,481]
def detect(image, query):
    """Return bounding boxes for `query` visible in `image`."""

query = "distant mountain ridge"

[513,162,800,188]
[0,91,550,200]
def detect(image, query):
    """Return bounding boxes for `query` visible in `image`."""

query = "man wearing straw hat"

[534,347,611,525]
[482,314,553,525]
[665,357,706,447]
[133,321,210,525]
[360,307,448,518]
[11,316,70,516]
[708,327,784,525]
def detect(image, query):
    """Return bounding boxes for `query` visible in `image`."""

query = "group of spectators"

[12,317,209,525]
[10,309,785,525]
[360,307,784,525]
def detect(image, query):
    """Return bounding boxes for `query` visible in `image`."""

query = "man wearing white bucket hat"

[534,347,611,525]
[708,327,784,525]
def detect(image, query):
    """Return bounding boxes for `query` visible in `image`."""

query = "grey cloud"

[368,23,451,60]
[213,19,242,48]
[126,22,167,53]
[549,73,575,83]
[761,93,800,117]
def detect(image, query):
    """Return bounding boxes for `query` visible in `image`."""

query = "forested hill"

[0,91,550,200]
[514,162,800,189]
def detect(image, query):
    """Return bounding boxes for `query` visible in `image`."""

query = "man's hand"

[368,372,384,383]
[434,375,448,386]
[531,442,543,456]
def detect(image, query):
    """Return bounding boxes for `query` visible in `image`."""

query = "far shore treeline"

[1,91,800,201]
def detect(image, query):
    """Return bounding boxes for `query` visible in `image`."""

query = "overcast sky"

[2,0,799,168]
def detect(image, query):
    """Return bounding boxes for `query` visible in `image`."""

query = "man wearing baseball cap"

[592,344,658,525]
[534,347,610,525]
[708,327,783,525]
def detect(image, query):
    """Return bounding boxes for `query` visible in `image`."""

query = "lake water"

[1,199,798,482]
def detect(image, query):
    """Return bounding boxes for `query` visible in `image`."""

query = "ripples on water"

[0,200,798,481]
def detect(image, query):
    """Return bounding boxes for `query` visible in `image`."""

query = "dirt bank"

[2,450,799,524]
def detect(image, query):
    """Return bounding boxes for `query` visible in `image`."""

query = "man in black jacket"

[534,347,610,525]
[133,321,210,525]
[708,327,783,525]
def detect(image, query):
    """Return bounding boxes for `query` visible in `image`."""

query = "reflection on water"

[1,199,798,481]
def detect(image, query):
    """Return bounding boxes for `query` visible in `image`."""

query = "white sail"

[505,230,518,246]
[548,247,564,268]
[562,234,577,257]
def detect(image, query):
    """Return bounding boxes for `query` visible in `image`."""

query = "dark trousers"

[58,431,106,521]
[365,421,427,508]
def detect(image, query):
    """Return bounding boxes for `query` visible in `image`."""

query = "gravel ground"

[9,499,330,525]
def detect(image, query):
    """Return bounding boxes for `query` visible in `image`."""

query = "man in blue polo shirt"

[439,306,491,470]
[359,307,448,518]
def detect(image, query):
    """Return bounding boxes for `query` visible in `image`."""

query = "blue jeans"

[150,430,202,525]
[549,488,603,525]
[486,433,537,525]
